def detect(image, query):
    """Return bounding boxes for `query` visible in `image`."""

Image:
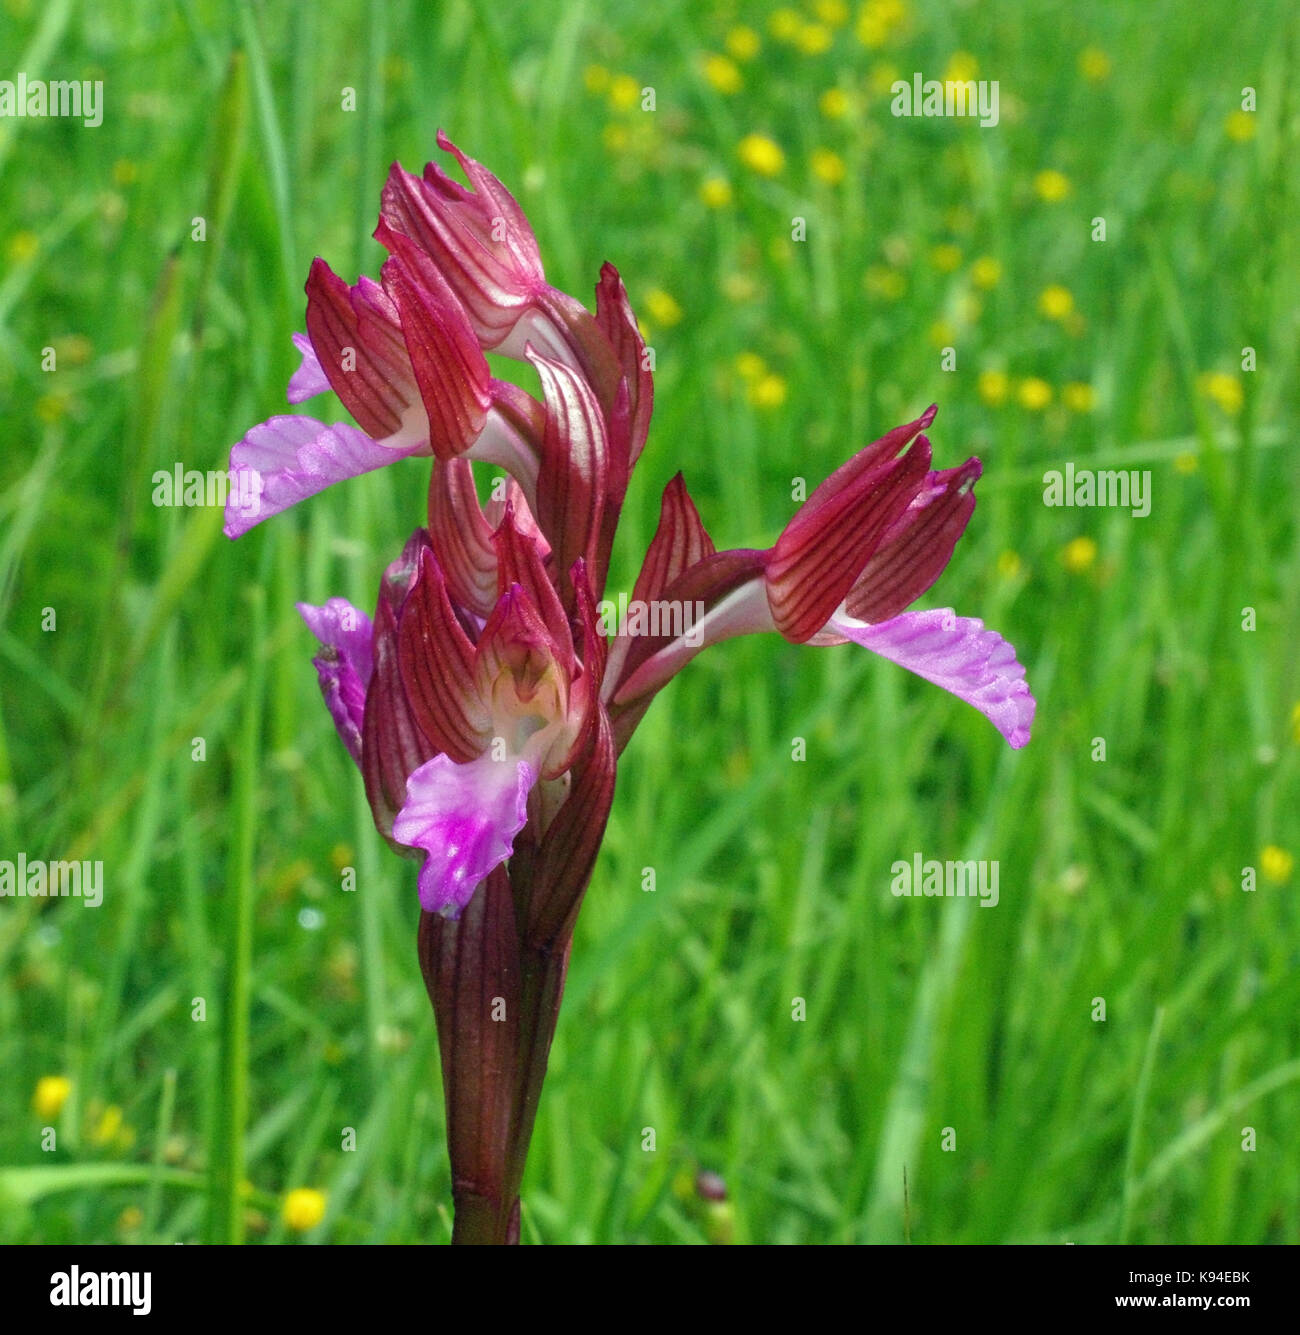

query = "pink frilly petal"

[391,753,538,918]
[287,332,331,403]
[224,415,424,538]
[297,598,374,766]
[831,608,1036,749]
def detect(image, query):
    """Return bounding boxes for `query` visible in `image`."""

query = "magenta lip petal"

[297,597,375,765]
[286,332,331,403]
[832,608,1036,749]
[223,415,424,538]
[298,597,375,682]
[391,753,538,918]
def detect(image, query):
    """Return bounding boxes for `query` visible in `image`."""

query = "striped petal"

[846,458,981,624]
[764,411,936,642]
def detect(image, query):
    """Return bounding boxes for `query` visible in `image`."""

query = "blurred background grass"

[1,0,1297,1244]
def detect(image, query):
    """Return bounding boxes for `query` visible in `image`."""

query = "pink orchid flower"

[225,133,1035,1243]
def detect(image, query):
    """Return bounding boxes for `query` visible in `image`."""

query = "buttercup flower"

[1033,168,1071,202]
[224,132,1035,1243]
[282,1188,328,1231]
[32,1075,72,1119]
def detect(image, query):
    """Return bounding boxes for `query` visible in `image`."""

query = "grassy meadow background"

[1,0,1297,1244]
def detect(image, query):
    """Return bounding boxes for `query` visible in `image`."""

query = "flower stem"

[418,870,571,1245]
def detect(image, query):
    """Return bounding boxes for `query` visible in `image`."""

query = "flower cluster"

[225,131,1034,929]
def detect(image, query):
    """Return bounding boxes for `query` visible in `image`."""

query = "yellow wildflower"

[819,87,849,119]
[1225,110,1256,142]
[943,51,978,84]
[749,374,788,408]
[735,352,767,382]
[978,369,1009,406]
[738,133,785,176]
[726,26,761,61]
[644,288,683,327]
[794,23,833,55]
[1260,846,1293,885]
[769,8,803,42]
[1033,169,1071,202]
[928,319,955,348]
[608,74,640,112]
[32,1076,73,1119]
[1199,371,1243,415]
[36,394,70,424]
[1078,47,1111,82]
[283,1187,328,1231]
[1062,382,1095,413]
[90,1104,124,1145]
[856,0,907,49]
[1038,284,1075,320]
[811,148,846,184]
[703,54,743,95]
[7,230,39,263]
[868,62,899,96]
[722,272,759,302]
[970,255,1002,289]
[1062,536,1097,572]
[929,242,962,273]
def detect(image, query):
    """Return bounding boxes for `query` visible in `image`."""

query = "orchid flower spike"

[230,131,1035,931]
[226,131,1037,1246]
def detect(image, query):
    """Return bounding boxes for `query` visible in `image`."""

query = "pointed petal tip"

[304,255,332,294]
